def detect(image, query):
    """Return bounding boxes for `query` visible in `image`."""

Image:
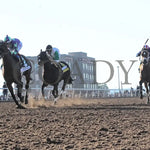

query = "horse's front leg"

[147,82,150,104]
[17,82,24,103]
[7,83,25,109]
[52,84,59,104]
[59,80,67,99]
[42,82,48,99]
[144,82,150,104]
[139,80,143,99]
[52,84,59,98]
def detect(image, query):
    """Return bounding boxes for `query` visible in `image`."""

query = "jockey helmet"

[46,45,52,50]
[46,45,52,54]
[4,35,12,43]
[144,45,150,49]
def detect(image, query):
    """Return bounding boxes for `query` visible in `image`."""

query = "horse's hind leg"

[24,76,31,104]
[52,85,59,104]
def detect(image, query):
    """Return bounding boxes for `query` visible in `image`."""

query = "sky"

[0,0,150,90]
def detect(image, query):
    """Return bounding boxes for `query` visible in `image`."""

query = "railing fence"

[0,87,141,101]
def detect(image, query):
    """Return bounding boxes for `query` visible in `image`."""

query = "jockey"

[136,45,150,57]
[46,45,69,72]
[46,45,60,62]
[46,45,62,69]
[4,35,30,73]
[136,45,150,72]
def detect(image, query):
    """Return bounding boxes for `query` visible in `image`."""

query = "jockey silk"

[11,38,23,52]
[52,47,60,61]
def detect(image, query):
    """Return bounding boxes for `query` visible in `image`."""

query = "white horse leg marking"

[54,97,59,104]
[60,90,64,95]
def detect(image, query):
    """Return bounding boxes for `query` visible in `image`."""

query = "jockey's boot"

[52,61,62,71]
[46,54,62,71]
[18,55,24,67]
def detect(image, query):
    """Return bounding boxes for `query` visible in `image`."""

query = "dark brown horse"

[37,50,73,103]
[139,49,150,104]
[0,40,32,108]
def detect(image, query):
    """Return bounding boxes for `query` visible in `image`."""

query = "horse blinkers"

[141,50,149,65]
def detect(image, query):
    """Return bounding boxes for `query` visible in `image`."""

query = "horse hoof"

[16,104,26,109]
[25,99,28,104]
[53,99,58,105]
[20,96,24,103]
[60,94,63,99]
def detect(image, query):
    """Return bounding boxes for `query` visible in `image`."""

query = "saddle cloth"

[60,62,69,73]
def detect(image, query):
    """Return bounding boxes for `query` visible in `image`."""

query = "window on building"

[86,64,88,70]
[91,65,93,72]
[89,65,91,71]
[86,74,89,80]
[83,73,86,79]
[82,63,85,70]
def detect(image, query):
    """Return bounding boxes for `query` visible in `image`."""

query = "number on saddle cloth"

[60,62,69,73]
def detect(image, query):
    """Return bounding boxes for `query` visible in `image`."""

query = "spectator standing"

[3,82,8,100]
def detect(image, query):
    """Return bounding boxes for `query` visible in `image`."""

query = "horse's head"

[0,40,9,58]
[141,50,149,65]
[37,49,49,65]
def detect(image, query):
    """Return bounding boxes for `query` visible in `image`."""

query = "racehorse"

[139,49,150,104]
[37,50,73,103]
[0,40,32,108]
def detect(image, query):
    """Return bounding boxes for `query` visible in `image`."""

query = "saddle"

[46,53,69,73]
[51,61,69,73]
[12,54,31,73]
[12,54,23,65]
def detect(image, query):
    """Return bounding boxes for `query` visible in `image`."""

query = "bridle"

[38,51,50,65]
[141,50,150,65]
[38,51,54,65]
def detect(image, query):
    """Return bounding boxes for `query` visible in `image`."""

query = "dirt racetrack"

[0,97,150,150]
